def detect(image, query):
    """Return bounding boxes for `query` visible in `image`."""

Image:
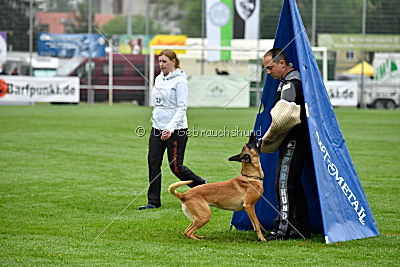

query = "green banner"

[318,34,400,52]
[220,0,233,60]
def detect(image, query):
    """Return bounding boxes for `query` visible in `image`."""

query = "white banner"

[0,76,79,103]
[188,75,249,107]
[325,81,358,107]
[206,0,233,61]
[234,0,260,39]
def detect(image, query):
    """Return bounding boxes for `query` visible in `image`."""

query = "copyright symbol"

[135,126,146,137]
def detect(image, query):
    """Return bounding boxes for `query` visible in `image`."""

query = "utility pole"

[29,0,33,76]
[311,0,317,46]
[360,0,366,109]
[88,0,94,104]
[201,0,205,75]
[256,0,261,107]
[127,1,132,35]
[144,0,150,106]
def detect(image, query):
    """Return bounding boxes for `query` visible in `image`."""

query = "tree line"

[1,0,398,51]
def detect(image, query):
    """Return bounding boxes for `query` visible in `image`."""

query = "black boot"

[265,231,287,241]
[138,203,160,210]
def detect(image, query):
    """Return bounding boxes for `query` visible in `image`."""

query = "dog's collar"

[241,173,263,180]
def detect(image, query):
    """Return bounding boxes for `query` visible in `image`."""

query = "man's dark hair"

[264,48,289,65]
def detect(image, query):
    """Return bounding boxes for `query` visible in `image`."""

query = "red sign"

[0,79,7,97]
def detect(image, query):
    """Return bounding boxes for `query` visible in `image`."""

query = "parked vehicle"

[368,53,400,109]
[1,56,59,77]
[336,73,399,109]
[31,57,59,77]
[361,83,400,109]
[56,54,160,104]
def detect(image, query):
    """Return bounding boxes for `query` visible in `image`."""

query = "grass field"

[1,104,399,266]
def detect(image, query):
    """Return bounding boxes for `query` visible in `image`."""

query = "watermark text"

[134,126,262,138]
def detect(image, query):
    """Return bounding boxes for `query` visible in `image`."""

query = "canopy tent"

[345,61,375,77]
[231,0,379,243]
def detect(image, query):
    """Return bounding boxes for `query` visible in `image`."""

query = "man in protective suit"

[261,48,311,241]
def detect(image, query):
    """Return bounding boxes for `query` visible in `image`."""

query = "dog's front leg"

[243,203,266,241]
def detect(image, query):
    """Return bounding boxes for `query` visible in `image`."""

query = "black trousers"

[274,131,310,237]
[147,128,206,207]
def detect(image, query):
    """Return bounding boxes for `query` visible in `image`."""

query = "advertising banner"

[149,35,187,55]
[233,0,260,39]
[206,0,233,61]
[38,33,106,58]
[0,32,6,62]
[188,75,249,107]
[119,34,155,55]
[318,34,400,52]
[373,53,400,82]
[0,76,79,103]
[325,81,358,106]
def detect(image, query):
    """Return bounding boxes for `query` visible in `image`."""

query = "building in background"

[35,0,149,34]
[92,0,146,15]
[36,12,116,34]
[36,12,75,34]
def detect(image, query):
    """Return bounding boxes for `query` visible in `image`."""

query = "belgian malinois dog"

[168,132,266,241]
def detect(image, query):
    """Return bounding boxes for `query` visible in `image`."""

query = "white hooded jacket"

[151,68,188,132]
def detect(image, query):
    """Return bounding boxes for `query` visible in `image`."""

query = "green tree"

[259,1,283,39]
[152,0,202,37]
[149,0,400,39]
[65,2,98,34]
[101,15,167,37]
[367,0,400,34]
[260,0,399,39]
[298,0,364,40]
[179,1,203,37]
[43,0,73,12]
[0,0,31,51]
[100,15,126,36]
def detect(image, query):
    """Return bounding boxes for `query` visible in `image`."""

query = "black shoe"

[265,231,287,241]
[138,204,160,210]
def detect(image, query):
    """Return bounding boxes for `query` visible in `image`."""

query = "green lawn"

[0,104,399,266]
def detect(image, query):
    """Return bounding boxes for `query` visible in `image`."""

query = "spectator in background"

[11,68,18,75]
[0,64,7,75]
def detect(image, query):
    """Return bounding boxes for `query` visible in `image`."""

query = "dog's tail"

[168,180,193,200]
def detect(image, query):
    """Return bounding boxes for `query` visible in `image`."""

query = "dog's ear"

[255,139,262,153]
[228,154,242,162]
[228,154,251,163]
[248,131,256,145]
[247,131,261,153]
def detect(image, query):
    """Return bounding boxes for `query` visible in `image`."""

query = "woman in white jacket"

[139,49,207,210]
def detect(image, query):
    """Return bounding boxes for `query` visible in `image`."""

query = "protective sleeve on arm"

[260,99,301,153]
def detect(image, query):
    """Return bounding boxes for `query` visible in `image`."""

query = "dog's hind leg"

[185,222,205,240]
[185,218,209,240]
[182,204,203,238]
[183,200,211,240]
[184,222,194,235]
